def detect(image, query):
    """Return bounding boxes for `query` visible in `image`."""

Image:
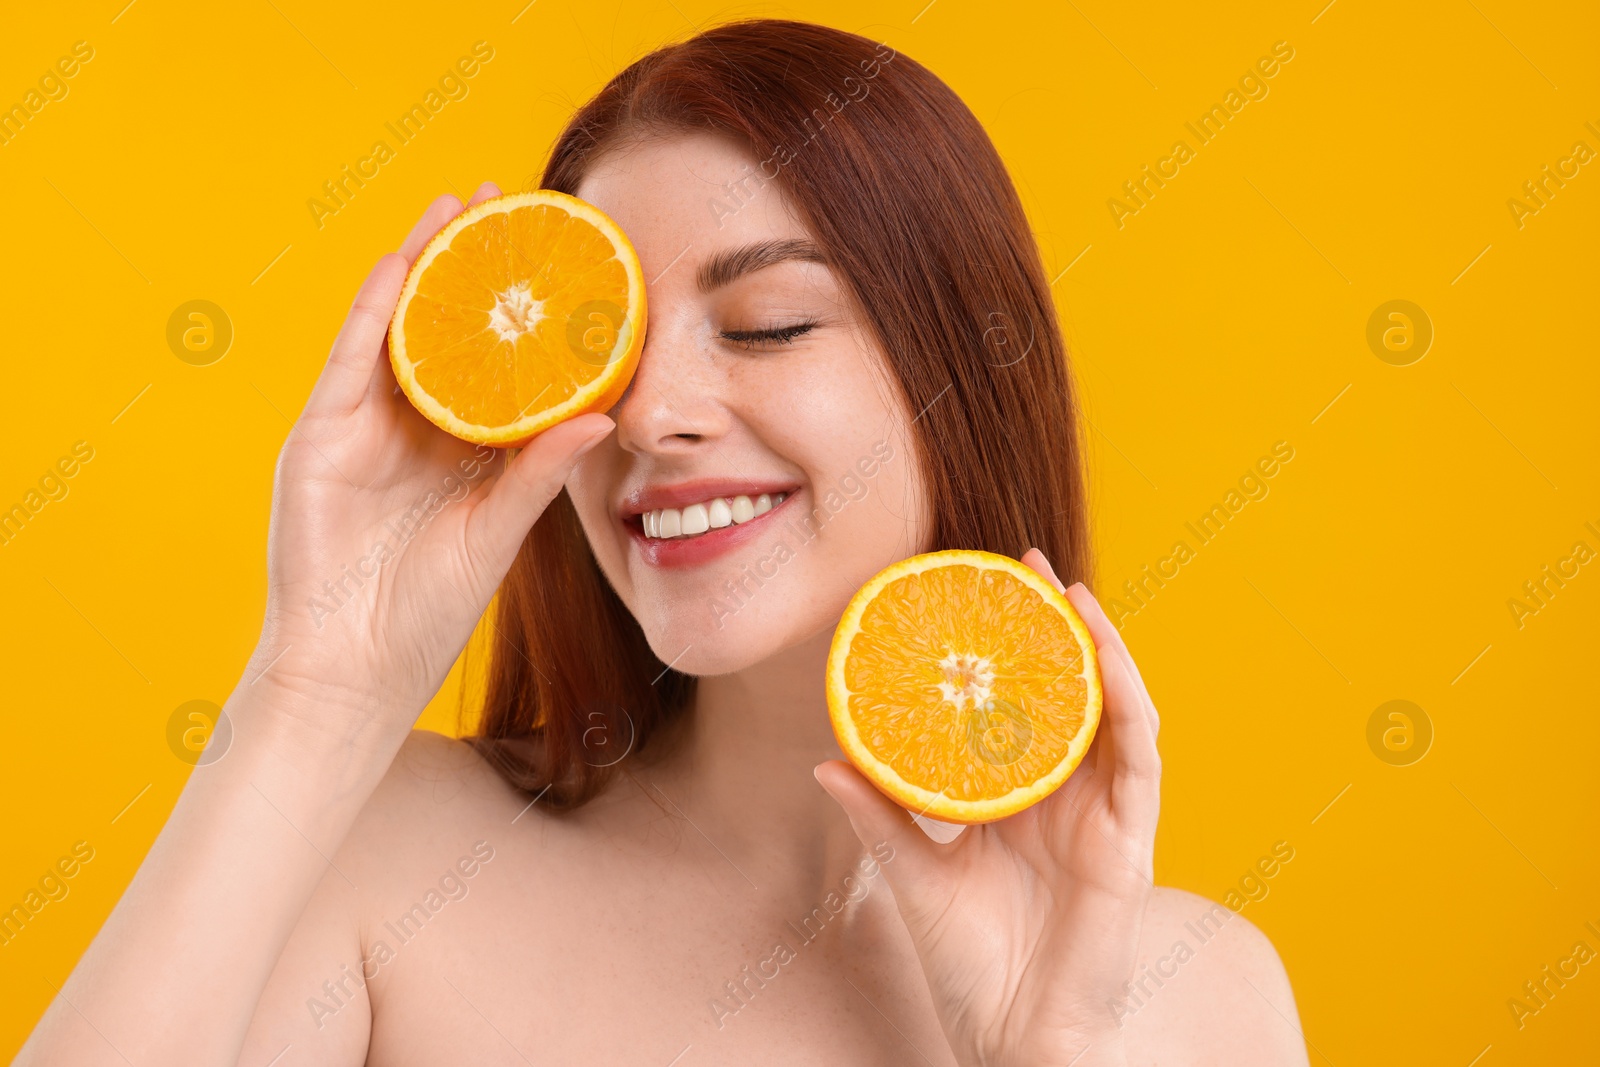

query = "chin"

[634,580,834,677]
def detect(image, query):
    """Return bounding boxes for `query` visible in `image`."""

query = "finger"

[464,414,616,574]
[466,181,503,206]
[367,332,403,407]
[1062,577,1160,740]
[399,193,466,262]
[1064,582,1154,720]
[1019,546,1062,589]
[1021,549,1159,740]
[814,761,941,889]
[305,253,409,420]
[1020,548,1116,777]
[1073,601,1161,821]
[1095,609,1160,740]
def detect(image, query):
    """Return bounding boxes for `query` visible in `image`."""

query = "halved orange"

[388,190,646,446]
[826,550,1103,824]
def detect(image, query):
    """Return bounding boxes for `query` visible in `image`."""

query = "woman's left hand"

[816,548,1161,1067]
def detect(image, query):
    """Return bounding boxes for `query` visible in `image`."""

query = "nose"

[611,314,731,456]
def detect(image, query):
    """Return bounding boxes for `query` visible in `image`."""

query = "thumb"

[466,412,614,568]
[814,760,944,898]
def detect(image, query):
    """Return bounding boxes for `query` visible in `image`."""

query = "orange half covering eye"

[388,190,646,447]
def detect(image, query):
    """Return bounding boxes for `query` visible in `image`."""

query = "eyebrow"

[695,238,827,293]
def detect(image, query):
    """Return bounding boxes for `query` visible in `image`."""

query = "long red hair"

[466,17,1091,809]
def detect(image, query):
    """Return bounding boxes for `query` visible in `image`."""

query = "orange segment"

[388,190,645,446]
[826,550,1103,824]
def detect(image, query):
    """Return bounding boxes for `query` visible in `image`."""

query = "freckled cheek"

[741,367,882,482]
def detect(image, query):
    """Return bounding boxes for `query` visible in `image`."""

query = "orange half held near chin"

[826,550,1103,824]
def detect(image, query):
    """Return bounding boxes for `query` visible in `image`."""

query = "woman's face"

[566,130,930,676]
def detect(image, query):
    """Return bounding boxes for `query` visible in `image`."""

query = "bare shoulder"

[348,727,653,883]
[240,730,523,1063]
[1120,887,1310,1066]
[337,730,545,961]
[366,728,512,816]
[344,729,524,870]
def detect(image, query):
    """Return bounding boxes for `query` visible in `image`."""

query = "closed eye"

[718,321,818,350]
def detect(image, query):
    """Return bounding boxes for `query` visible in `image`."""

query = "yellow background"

[2,0,1596,1062]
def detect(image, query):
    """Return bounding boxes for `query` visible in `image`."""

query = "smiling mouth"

[639,492,788,540]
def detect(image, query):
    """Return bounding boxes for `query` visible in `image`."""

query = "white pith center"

[937,652,994,713]
[489,282,543,341]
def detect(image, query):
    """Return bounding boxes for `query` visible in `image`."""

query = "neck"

[648,626,861,877]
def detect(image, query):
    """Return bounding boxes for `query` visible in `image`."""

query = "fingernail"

[1033,553,1066,592]
[579,417,614,446]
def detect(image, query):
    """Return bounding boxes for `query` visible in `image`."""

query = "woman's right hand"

[15,183,610,1067]
[246,182,614,749]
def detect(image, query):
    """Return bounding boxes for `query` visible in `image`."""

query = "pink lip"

[620,480,801,569]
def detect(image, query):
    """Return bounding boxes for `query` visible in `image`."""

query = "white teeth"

[641,491,791,540]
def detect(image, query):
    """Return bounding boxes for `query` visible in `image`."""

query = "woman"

[20,19,1306,1066]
